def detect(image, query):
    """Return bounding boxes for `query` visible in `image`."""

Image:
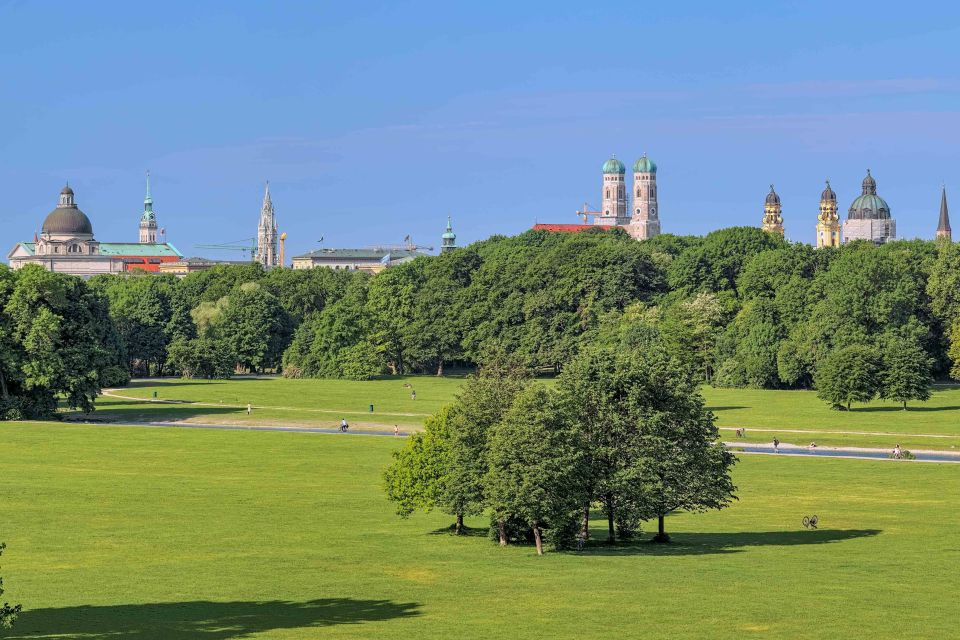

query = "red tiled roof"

[532,223,595,233]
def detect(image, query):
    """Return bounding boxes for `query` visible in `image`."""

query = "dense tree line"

[384,329,736,554]
[3,227,959,419]
[0,265,128,419]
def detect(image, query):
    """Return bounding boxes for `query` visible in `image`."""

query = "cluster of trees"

[0,265,128,420]
[384,328,737,555]
[4,226,959,418]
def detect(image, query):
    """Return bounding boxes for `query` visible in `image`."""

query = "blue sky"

[2,1,959,258]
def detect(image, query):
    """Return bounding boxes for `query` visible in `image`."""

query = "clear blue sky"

[2,1,959,258]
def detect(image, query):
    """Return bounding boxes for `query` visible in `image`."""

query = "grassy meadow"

[2,420,959,639]
[77,377,960,451]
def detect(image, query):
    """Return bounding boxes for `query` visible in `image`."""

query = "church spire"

[144,170,153,212]
[256,181,279,268]
[937,185,952,241]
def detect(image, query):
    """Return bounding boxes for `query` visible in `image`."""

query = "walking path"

[725,441,960,464]
[719,426,959,439]
[63,413,960,463]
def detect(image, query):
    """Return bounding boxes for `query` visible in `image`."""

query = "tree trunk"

[605,494,616,543]
[497,519,508,546]
[455,513,464,535]
[902,400,907,410]
[533,522,544,556]
[581,504,590,540]
[652,513,671,543]
[437,359,444,376]
[846,400,851,411]
[0,369,8,400]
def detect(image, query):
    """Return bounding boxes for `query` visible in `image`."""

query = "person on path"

[247,403,252,416]
[394,424,400,437]
[773,437,780,454]
[893,444,902,459]
[341,418,348,433]
[411,390,416,401]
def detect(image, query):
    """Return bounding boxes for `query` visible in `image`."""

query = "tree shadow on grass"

[428,525,488,538]
[853,405,960,413]
[576,529,882,556]
[705,406,749,412]
[5,598,421,640]
[65,405,247,424]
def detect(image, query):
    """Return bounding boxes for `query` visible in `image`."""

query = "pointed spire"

[143,170,153,211]
[937,185,952,240]
[263,181,272,206]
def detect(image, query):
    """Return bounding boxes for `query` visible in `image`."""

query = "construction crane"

[194,237,258,261]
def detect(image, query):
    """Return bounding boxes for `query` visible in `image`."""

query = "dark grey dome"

[821,180,836,202]
[42,206,93,234]
[765,185,780,205]
[848,170,891,220]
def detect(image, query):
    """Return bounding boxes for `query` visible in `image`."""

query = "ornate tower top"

[441,216,457,253]
[762,184,784,236]
[256,181,279,268]
[139,171,158,243]
[862,169,877,195]
[937,185,952,241]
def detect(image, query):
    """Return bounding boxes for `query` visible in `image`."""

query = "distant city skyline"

[3,1,960,258]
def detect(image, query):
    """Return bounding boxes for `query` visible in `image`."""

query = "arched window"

[605,189,610,199]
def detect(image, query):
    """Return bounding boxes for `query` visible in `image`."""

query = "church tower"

[441,216,457,253]
[816,180,841,248]
[626,153,660,240]
[599,155,627,225]
[256,182,279,268]
[762,185,784,236]
[139,171,158,244]
[937,186,952,241]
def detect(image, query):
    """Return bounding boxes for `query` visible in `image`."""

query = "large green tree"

[881,337,933,409]
[0,265,127,419]
[485,385,586,555]
[814,344,882,410]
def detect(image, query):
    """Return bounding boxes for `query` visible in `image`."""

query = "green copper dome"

[848,193,891,220]
[848,170,891,220]
[602,156,625,174]
[633,154,657,173]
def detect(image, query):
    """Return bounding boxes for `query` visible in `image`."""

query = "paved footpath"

[61,417,960,463]
[726,441,960,464]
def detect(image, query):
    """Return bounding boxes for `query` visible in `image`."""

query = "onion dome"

[821,180,837,202]
[633,153,657,174]
[765,184,780,205]
[602,156,626,174]
[848,170,891,220]
[41,183,93,235]
[442,216,456,240]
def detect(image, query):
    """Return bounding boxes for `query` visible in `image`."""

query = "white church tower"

[139,171,158,244]
[256,182,279,268]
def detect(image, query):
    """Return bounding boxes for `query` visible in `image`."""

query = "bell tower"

[816,180,841,248]
[139,171,158,244]
[599,155,627,225]
[762,185,784,236]
[256,182,279,268]
[626,153,660,240]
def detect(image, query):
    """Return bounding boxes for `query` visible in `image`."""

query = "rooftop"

[293,248,424,260]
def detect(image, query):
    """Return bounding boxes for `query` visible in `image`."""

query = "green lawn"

[2,421,958,639]
[78,377,960,451]
[84,376,467,431]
